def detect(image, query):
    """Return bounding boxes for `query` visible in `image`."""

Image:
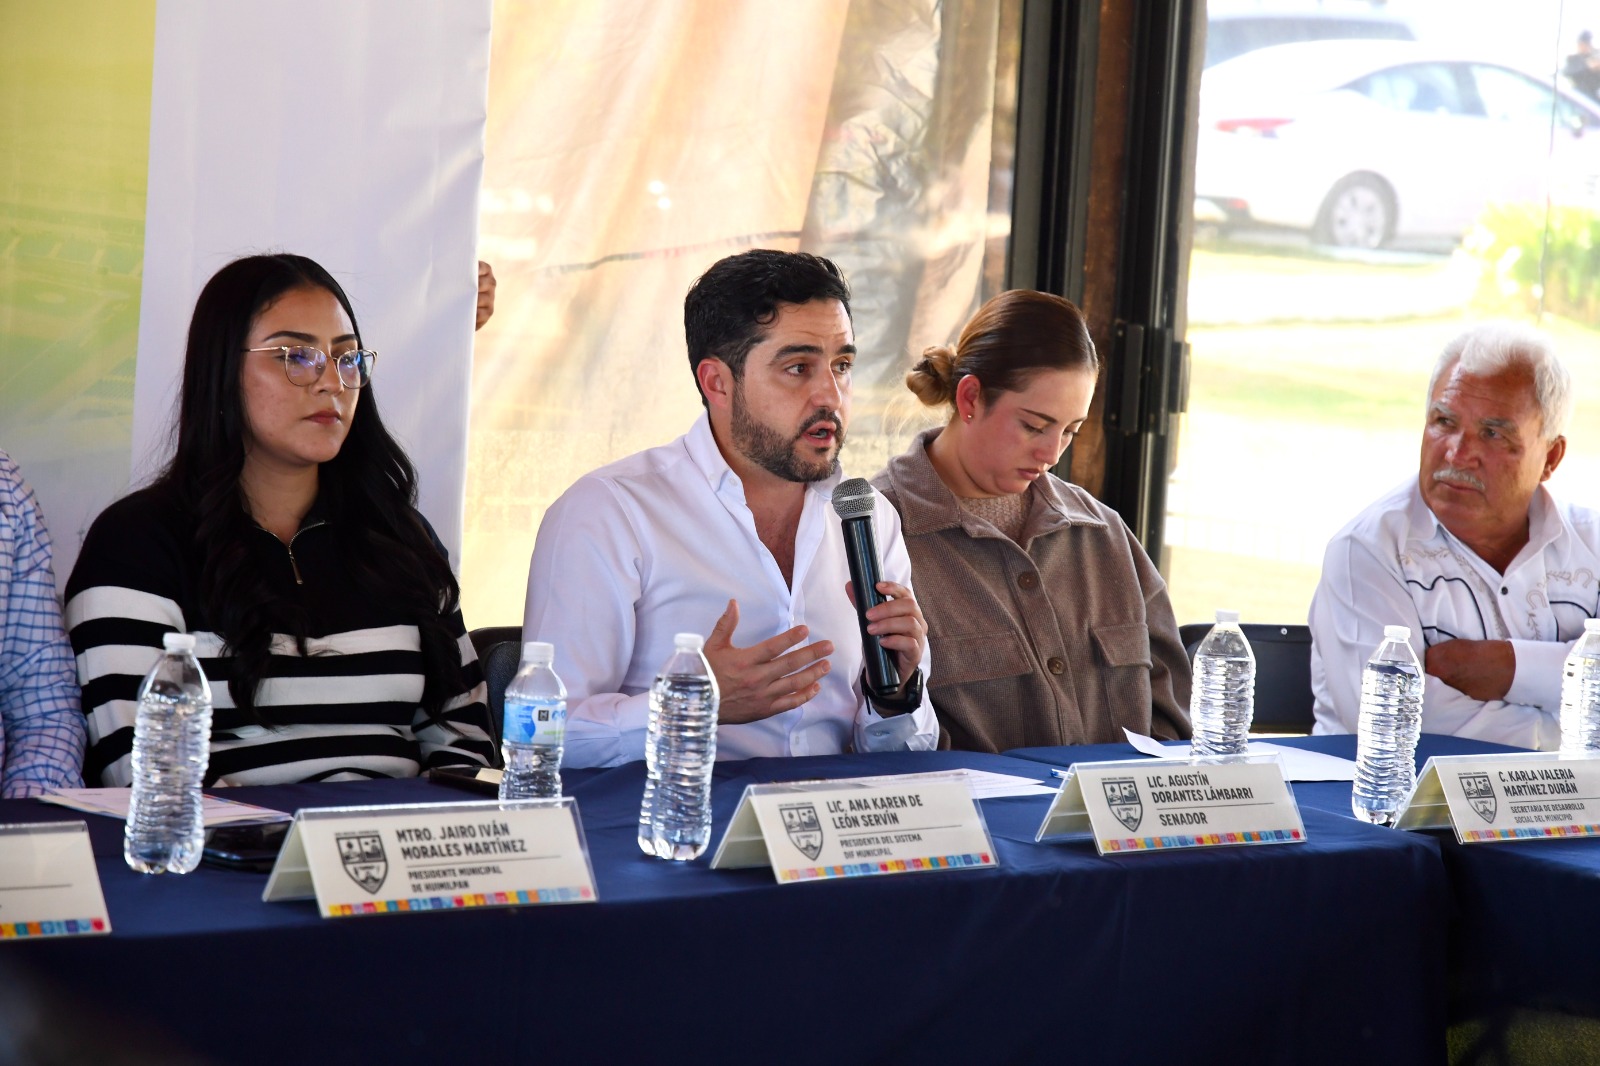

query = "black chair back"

[469,625,521,665]
[1181,622,1315,735]
[481,640,524,768]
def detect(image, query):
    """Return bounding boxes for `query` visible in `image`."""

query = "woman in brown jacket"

[870,290,1191,752]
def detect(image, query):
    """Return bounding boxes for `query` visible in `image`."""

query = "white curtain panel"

[130,0,492,567]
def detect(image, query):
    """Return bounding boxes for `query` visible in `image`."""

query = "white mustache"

[1432,466,1485,491]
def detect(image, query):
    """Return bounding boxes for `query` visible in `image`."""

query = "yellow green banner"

[0,0,157,545]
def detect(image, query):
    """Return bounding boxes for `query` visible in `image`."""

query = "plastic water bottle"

[638,633,720,861]
[500,642,567,800]
[124,633,213,874]
[1559,618,1600,755]
[1351,625,1425,826]
[1190,610,1255,756]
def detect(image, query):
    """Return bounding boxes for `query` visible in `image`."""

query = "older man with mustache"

[1309,322,1598,749]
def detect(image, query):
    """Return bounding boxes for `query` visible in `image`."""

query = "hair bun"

[906,344,958,407]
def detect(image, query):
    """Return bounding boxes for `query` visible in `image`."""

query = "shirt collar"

[1408,478,1564,563]
[1525,484,1564,555]
[884,426,1103,538]
[683,410,844,507]
[246,494,328,535]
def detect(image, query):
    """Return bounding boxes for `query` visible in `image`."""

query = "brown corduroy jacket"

[872,428,1192,752]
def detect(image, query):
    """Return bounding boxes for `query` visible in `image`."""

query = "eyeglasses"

[246,346,377,389]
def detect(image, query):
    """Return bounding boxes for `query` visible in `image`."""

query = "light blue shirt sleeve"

[0,451,87,797]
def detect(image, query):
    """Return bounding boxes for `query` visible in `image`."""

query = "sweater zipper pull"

[286,542,304,585]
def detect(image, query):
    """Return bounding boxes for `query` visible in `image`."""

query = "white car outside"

[1195,40,1600,248]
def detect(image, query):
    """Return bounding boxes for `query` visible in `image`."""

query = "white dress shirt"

[1310,478,1600,749]
[524,413,938,768]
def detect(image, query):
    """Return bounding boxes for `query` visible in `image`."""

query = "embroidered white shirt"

[1310,479,1600,750]
[524,413,937,768]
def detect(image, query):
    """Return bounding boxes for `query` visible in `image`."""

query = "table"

[1289,733,1600,1060]
[1010,734,1600,1064]
[4,749,1449,1065]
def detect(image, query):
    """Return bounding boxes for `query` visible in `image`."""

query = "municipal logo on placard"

[336,831,388,894]
[779,803,824,861]
[1459,773,1497,824]
[1102,778,1143,832]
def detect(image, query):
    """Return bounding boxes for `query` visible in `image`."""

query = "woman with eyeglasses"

[870,290,1191,752]
[66,254,494,786]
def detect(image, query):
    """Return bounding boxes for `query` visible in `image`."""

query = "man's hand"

[848,580,928,688]
[1425,638,1515,701]
[704,600,833,724]
[475,260,497,330]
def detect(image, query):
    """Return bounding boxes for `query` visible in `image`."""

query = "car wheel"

[1314,175,1394,249]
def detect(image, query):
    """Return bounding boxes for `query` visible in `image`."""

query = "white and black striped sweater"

[65,487,494,787]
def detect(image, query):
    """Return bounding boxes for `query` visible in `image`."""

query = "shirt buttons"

[1501,587,1509,595]
[1018,572,1039,590]
[1047,656,1065,675]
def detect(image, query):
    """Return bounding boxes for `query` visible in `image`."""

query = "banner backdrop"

[464,0,1013,627]
[131,0,492,568]
[2,0,490,588]
[0,0,157,585]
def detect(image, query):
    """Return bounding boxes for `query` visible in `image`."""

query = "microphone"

[832,478,901,695]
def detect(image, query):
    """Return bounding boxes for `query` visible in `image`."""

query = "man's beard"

[731,389,845,484]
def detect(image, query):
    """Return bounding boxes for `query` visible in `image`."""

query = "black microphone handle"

[841,514,901,694]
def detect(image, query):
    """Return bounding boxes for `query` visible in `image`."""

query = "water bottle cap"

[521,641,554,665]
[1384,625,1411,641]
[673,632,705,651]
[1214,609,1240,624]
[162,632,196,653]
[1587,618,1600,634]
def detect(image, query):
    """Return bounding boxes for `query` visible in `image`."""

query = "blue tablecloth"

[4,749,1448,1065]
[1009,733,1600,1035]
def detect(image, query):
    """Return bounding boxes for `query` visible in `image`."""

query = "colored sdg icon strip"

[1461,823,1600,843]
[1103,828,1304,852]
[779,851,992,882]
[0,917,106,938]
[326,885,595,916]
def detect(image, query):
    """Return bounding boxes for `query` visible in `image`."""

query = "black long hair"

[158,253,466,724]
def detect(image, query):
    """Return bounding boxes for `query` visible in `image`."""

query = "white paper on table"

[955,769,1060,799]
[1121,729,1356,782]
[40,788,292,826]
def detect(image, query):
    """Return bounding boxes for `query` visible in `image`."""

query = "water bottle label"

[503,699,566,746]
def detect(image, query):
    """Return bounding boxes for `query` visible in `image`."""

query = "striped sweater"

[65,487,494,787]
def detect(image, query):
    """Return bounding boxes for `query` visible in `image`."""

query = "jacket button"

[1018,572,1039,590]
[1047,656,1065,675]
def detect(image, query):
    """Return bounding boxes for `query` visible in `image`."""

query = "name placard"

[0,822,110,940]
[1037,755,1307,854]
[709,775,995,883]
[1397,752,1600,843]
[263,798,597,917]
